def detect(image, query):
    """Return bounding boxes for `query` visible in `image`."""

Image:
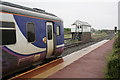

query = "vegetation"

[64,34,72,39]
[64,28,71,33]
[105,32,120,79]
[92,31,107,39]
[64,28,72,38]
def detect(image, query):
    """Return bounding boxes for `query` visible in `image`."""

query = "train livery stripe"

[2,45,64,56]
[0,11,62,22]
[2,46,46,56]
[56,44,64,48]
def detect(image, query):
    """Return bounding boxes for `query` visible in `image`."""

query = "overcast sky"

[2,0,119,30]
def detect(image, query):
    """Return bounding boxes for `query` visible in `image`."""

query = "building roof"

[72,20,91,27]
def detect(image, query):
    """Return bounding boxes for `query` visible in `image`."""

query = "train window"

[0,21,16,45]
[26,23,36,42]
[47,25,52,40]
[56,26,60,36]
[0,22,15,28]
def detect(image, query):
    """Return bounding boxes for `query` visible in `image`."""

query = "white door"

[46,22,54,58]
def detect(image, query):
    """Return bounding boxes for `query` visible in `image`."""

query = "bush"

[113,33,120,49]
[106,52,120,78]
[105,33,120,79]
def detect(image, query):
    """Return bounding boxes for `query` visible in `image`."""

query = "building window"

[56,26,60,36]
[0,21,16,45]
[26,23,35,42]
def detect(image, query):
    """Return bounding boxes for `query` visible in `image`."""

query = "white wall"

[71,25,91,32]
[82,26,91,32]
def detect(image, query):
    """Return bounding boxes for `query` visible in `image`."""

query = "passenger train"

[0,1,64,77]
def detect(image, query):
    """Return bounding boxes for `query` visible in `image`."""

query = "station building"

[71,20,91,42]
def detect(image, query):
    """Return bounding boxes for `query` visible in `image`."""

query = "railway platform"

[48,39,114,78]
[9,39,114,79]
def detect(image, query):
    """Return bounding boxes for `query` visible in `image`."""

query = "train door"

[46,22,54,58]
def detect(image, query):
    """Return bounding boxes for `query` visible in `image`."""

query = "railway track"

[62,33,115,57]
[64,33,115,49]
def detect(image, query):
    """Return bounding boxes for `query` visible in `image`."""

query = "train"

[0,1,64,77]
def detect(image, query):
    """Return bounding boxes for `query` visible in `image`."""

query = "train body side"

[0,3,64,77]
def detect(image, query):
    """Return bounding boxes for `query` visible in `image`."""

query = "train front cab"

[0,12,64,77]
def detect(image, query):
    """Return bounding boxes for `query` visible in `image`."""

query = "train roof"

[0,1,63,22]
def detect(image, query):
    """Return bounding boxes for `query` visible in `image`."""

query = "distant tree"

[64,28,71,31]
[64,28,71,33]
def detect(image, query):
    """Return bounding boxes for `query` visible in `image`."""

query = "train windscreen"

[0,21,16,45]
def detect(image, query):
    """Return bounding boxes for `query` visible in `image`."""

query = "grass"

[64,34,72,39]
[105,33,120,79]
[92,32,108,39]
[105,51,119,78]
[64,28,72,39]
